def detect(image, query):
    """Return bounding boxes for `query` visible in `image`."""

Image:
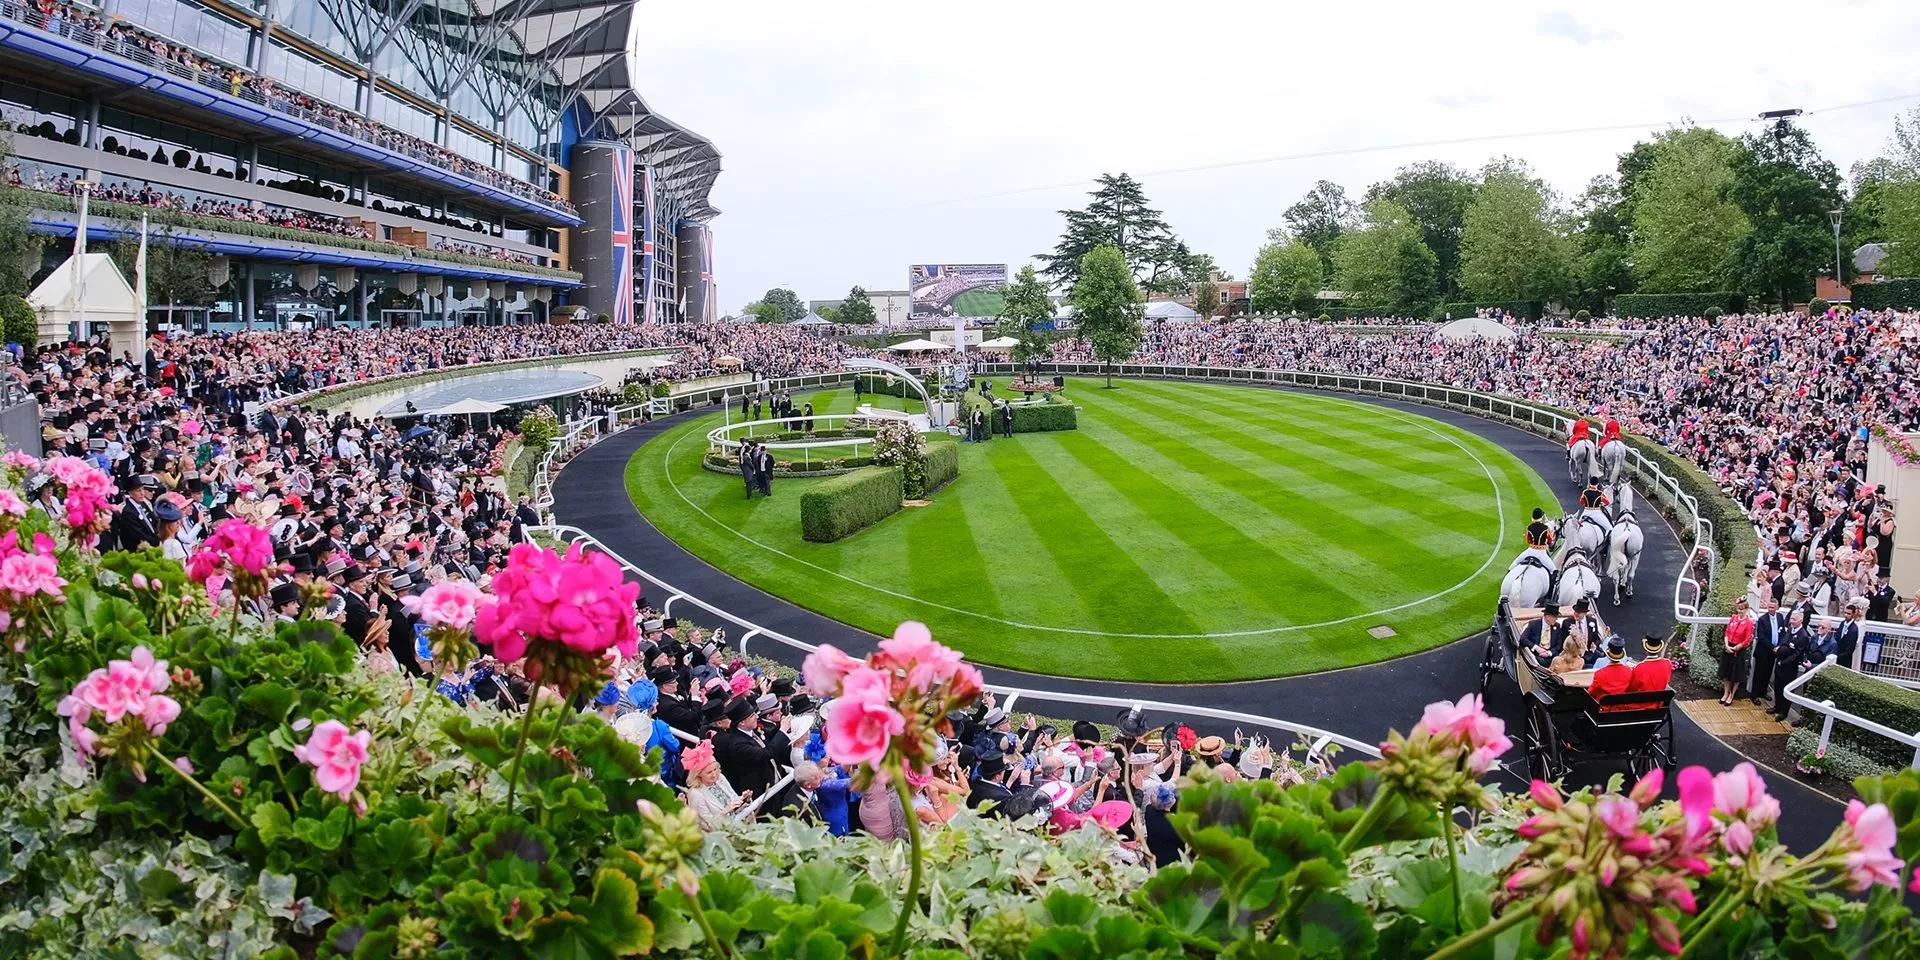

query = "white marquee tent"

[1145,300,1201,321]
[28,253,143,357]
[1435,316,1517,341]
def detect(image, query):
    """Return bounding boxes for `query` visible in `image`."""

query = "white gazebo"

[1145,300,1202,322]
[791,311,830,326]
[887,338,945,352]
[28,253,143,356]
[1436,316,1517,341]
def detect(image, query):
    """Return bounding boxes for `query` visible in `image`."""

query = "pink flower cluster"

[1,451,38,471]
[1707,762,1779,856]
[293,719,371,802]
[1841,799,1901,893]
[0,529,64,603]
[472,543,641,662]
[804,622,983,773]
[400,579,484,630]
[185,519,277,583]
[1412,693,1514,774]
[44,456,115,536]
[57,645,181,766]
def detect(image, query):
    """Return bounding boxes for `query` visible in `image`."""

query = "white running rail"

[524,522,1383,760]
[1783,657,1920,770]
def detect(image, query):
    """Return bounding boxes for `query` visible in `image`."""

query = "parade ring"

[622,377,1556,683]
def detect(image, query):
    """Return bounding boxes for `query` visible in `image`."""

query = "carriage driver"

[1578,475,1614,546]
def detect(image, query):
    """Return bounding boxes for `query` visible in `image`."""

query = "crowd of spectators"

[10,308,1920,865]
[11,165,376,240]
[433,240,540,268]
[15,0,575,215]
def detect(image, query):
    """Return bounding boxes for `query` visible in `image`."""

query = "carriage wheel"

[1478,632,1502,695]
[1661,719,1677,774]
[1525,704,1558,781]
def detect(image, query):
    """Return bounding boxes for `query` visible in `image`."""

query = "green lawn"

[949,289,1006,317]
[624,378,1555,682]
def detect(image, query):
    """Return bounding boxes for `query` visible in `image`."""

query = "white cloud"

[630,0,1920,312]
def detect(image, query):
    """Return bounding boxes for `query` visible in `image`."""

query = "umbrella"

[406,425,434,439]
[434,396,508,430]
[887,338,945,351]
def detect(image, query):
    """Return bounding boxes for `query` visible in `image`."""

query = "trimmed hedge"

[1013,403,1078,433]
[924,441,959,494]
[1853,279,1920,311]
[1614,292,1745,318]
[1433,300,1540,321]
[853,374,935,399]
[1786,726,1891,782]
[800,466,903,542]
[1800,667,1920,770]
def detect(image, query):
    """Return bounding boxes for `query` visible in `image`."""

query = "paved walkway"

[552,381,1845,852]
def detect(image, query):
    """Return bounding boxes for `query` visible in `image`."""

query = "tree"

[1248,239,1323,314]
[995,265,1057,366]
[1629,128,1749,293]
[1363,162,1475,297]
[758,287,806,322]
[743,301,781,324]
[0,295,35,346]
[1192,277,1219,322]
[1038,173,1187,291]
[1728,122,1843,307]
[1867,109,1920,277]
[1569,175,1634,312]
[816,304,842,323]
[107,226,214,325]
[1070,245,1142,388]
[1331,199,1438,317]
[1282,179,1357,272]
[1458,160,1572,304]
[0,138,41,298]
[839,286,875,325]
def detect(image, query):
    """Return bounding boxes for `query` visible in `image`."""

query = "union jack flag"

[640,166,658,324]
[609,151,634,326]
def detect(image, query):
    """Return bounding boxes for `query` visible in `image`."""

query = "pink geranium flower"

[1710,762,1780,827]
[293,719,372,802]
[400,579,484,630]
[823,694,905,768]
[1594,796,1642,839]
[472,543,640,662]
[877,621,965,692]
[59,646,181,755]
[0,490,25,517]
[0,552,65,601]
[801,643,862,696]
[1841,800,1902,892]
[1,451,38,470]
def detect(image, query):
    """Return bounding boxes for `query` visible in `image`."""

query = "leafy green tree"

[1248,239,1324,313]
[1363,161,1475,297]
[1867,110,1920,277]
[1070,245,1143,388]
[995,265,1057,366]
[816,304,842,323]
[1728,122,1843,307]
[839,286,875,325]
[1458,160,1572,304]
[758,288,806,322]
[1629,128,1749,293]
[0,138,42,298]
[743,300,781,324]
[1332,199,1438,317]
[1039,173,1187,291]
[1282,179,1357,272]
[1569,175,1634,312]
[1192,277,1220,322]
[109,227,214,323]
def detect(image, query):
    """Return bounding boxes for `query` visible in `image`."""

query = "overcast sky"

[632,1,1920,314]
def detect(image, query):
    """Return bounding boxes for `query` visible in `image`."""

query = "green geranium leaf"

[1291,890,1373,958]
[582,868,653,955]
[251,801,295,844]
[135,865,185,902]
[239,681,297,723]
[291,805,351,851]
[793,860,855,906]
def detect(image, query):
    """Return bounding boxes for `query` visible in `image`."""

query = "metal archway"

[844,357,939,422]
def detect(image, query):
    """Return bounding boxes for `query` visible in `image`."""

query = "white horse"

[1607,488,1646,605]
[1568,436,1597,485]
[1557,511,1607,565]
[1554,550,1603,608]
[1598,438,1627,488]
[1501,555,1553,607]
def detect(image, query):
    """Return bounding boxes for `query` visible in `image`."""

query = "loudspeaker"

[1052,375,1064,387]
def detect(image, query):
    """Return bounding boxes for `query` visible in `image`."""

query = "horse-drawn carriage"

[1478,599,1677,781]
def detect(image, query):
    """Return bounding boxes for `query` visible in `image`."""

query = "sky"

[631,1,1920,314]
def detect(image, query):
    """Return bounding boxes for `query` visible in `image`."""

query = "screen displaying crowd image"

[909,263,1008,321]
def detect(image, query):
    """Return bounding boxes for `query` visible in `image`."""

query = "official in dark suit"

[110,474,163,550]
[999,403,1015,438]
[1772,612,1811,720]
[1836,600,1865,670]
[1750,600,1784,706]
[713,698,780,799]
[739,441,758,499]
[1517,604,1562,660]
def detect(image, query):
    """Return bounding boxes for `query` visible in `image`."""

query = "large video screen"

[909,264,1008,320]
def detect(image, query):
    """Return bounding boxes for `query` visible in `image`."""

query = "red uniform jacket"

[1588,663,1633,701]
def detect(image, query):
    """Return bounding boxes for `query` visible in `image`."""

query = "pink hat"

[1088,800,1134,830]
[683,739,717,774]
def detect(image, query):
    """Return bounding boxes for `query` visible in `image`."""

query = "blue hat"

[624,679,659,712]
[592,681,623,707]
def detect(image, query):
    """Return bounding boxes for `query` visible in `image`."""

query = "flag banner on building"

[640,166,657,325]
[609,147,635,325]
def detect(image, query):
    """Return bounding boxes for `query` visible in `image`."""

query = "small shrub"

[1786,727,1890,781]
[1013,403,1078,433]
[923,440,959,493]
[1808,298,1830,314]
[518,405,560,451]
[1703,306,1724,320]
[1573,309,1590,322]
[800,466,903,542]
[0,294,36,345]
[1316,313,1331,322]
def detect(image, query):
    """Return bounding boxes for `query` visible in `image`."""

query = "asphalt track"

[553,381,1843,852]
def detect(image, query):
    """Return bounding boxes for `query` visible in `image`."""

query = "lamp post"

[72,178,95,343]
[1828,209,1845,306]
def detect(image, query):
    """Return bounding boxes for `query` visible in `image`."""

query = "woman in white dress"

[681,739,750,831]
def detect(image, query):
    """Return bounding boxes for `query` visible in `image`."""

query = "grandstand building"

[0,0,719,331]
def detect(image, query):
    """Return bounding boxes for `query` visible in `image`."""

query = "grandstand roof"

[360,0,721,220]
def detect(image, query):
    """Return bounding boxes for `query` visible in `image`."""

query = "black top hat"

[770,677,795,697]
[1072,720,1101,744]
[1541,603,1562,617]
[725,697,754,724]
[1116,707,1150,739]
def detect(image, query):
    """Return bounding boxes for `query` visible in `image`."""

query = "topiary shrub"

[1808,298,1830,315]
[0,294,36,346]
[517,405,560,451]
[1703,307,1724,320]
[923,440,959,493]
[800,466,903,542]
[1316,313,1331,322]
[1573,309,1590,322]
[1012,403,1078,433]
